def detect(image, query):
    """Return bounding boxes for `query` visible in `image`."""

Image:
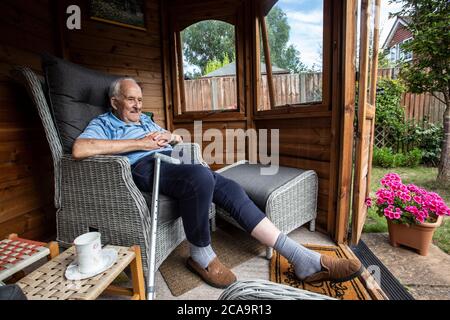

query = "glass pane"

[367,0,376,103]
[181,20,237,112]
[258,0,324,110]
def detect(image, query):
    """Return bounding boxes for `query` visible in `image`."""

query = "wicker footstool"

[216,161,318,258]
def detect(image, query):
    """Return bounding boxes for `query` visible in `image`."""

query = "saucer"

[65,248,118,281]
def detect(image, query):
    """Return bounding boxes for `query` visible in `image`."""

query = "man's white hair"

[109,77,139,99]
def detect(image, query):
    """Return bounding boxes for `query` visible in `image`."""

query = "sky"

[278,0,405,69]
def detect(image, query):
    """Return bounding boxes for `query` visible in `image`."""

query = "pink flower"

[407,184,419,193]
[399,192,412,203]
[413,196,423,205]
[374,173,450,224]
[365,198,372,208]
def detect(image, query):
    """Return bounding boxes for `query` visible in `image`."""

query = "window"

[179,20,238,113]
[400,38,413,61]
[257,0,326,111]
[390,46,397,62]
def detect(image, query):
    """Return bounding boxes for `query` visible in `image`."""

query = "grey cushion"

[41,53,120,153]
[219,163,306,211]
[141,192,180,224]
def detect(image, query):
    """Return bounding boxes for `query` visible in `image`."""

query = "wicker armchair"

[12,66,215,286]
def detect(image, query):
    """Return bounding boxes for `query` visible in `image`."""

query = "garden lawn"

[364,166,450,254]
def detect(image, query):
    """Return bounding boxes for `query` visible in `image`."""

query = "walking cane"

[147,152,181,300]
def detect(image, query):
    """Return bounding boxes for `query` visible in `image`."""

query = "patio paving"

[361,233,450,300]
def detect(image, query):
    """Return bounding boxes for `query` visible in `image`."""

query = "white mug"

[73,232,102,274]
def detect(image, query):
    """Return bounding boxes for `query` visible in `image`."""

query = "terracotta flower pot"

[387,215,443,256]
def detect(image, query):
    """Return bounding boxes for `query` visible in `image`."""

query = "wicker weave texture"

[216,164,318,235]
[12,67,63,208]
[218,279,336,300]
[17,246,134,300]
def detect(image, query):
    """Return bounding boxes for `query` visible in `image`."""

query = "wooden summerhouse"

[0,0,380,277]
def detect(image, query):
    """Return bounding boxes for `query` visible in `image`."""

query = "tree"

[181,20,235,75]
[264,6,307,73]
[205,53,231,75]
[391,0,450,185]
[181,6,306,75]
[378,49,392,69]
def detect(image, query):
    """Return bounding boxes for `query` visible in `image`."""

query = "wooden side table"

[16,245,145,300]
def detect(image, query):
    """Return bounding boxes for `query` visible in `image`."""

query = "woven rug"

[159,226,264,297]
[270,244,373,300]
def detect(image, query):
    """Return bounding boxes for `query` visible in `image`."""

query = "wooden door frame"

[335,0,382,244]
[350,0,380,245]
[335,0,358,243]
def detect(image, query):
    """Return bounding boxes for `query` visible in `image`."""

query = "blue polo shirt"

[78,112,173,165]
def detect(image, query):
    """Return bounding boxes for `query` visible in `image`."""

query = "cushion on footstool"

[215,162,318,234]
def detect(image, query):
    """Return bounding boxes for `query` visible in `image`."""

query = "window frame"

[167,3,247,123]
[390,46,397,62]
[400,37,413,62]
[253,0,332,118]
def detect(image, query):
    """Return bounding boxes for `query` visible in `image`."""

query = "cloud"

[379,0,405,46]
[284,9,323,68]
[282,0,405,67]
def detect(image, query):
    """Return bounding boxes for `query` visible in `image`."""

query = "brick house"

[382,16,413,64]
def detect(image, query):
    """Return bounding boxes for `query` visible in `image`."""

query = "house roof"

[202,61,289,78]
[382,16,412,49]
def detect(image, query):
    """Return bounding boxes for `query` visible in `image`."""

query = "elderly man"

[72,78,362,288]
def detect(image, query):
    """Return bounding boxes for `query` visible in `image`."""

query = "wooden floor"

[153,226,334,300]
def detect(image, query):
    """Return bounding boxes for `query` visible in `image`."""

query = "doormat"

[159,227,264,297]
[270,244,386,300]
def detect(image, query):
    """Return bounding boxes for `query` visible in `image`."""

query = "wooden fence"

[374,68,446,151]
[184,77,238,111]
[184,68,446,125]
[377,68,446,125]
[184,72,323,112]
[258,73,322,110]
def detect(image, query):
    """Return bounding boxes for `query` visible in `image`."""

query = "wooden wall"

[255,117,333,231]
[61,0,167,126]
[0,0,167,241]
[0,0,56,240]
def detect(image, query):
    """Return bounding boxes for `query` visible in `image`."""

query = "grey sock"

[190,243,217,269]
[273,233,322,280]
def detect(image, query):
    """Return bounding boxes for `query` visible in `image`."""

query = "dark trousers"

[131,152,266,247]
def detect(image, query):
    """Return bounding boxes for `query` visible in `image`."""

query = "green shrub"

[373,147,395,168]
[373,147,423,168]
[403,120,444,166]
[393,152,407,167]
[375,78,406,144]
[375,78,443,165]
[404,148,423,167]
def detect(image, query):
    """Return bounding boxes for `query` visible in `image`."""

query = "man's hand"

[151,131,173,147]
[138,132,165,150]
